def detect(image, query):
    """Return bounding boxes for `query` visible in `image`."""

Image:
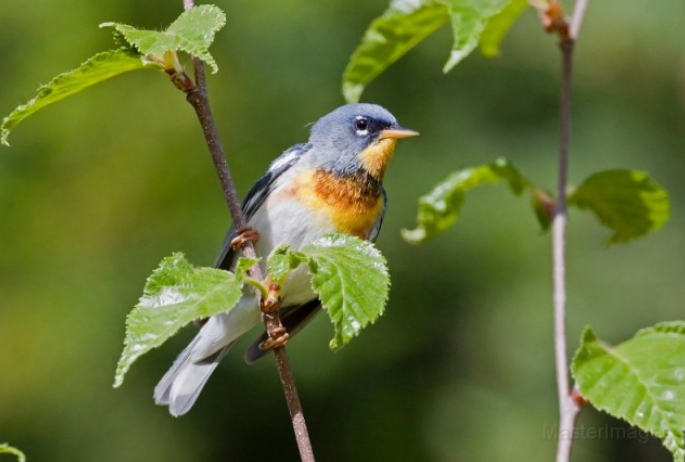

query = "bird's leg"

[259,324,290,351]
[230,226,260,250]
[259,283,289,350]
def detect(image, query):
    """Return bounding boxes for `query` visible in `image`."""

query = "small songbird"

[154,103,418,416]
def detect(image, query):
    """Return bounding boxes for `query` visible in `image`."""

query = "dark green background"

[1,1,683,460]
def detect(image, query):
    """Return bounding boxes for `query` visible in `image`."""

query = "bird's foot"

[260,326,290,351]
[230,226,260,249]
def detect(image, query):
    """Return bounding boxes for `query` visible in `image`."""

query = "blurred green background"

[1,1,683,461]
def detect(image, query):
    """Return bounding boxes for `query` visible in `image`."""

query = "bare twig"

[535,1,590,461]
[177,2,315,461]
[569,0,589,39]
[552,38,582,462]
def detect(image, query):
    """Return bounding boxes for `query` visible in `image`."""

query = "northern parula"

[154,103,418,416]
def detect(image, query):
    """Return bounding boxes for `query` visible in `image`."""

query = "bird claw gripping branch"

[230,226,260,250]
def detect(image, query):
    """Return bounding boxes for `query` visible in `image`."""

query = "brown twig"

[176,2,315,461]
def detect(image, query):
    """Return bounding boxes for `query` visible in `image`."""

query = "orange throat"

[291,170,384,238]
[358,138,397,180]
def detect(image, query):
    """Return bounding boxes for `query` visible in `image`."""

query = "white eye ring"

[354,116,369,136]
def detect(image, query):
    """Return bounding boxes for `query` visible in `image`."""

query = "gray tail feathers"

[154,337,231,417]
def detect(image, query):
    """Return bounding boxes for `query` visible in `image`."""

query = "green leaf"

[101,5,226,74]
[568,169,670,244]
[479,0,528,57]
[0,444,26,462]
[402,157,534,244]
[300,234,390,351]
[442,0,516,72]
[572,323,685,461]
[113,252,243,387]
[342,0,450,103]
[1,49,149,146]
[234,256,261,277]
[267,245,308,284]
[342,0,526,101]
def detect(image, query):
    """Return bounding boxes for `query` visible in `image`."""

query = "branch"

[176,3,315,461]
[537,1,590,461]
[552,36,583,462]
[569,0,589,39]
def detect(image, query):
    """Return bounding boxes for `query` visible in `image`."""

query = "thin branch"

[552,38,581,462]
[543,1,590,461]
[178,2,315,461]
[569,0,589,39]
[185,61,248,233]
[553,36,572,408]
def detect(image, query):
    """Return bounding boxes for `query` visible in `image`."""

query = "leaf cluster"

[115,234,390,386]
[1,5,225,146]
[402,160,670,246]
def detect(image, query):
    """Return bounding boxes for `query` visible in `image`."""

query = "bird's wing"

[213,143,310,270]
[367,188,387,243]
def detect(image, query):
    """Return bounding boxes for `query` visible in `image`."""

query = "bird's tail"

[154,296,261,416]
[153,334,231,417]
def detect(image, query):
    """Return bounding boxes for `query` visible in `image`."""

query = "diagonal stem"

[178,2,315,461]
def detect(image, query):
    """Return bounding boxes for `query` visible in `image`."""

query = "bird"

[154,103,418,416]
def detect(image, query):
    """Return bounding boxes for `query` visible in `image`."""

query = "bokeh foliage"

[1,0,683,461]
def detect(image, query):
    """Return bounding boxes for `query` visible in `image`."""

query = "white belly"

[249,189,334,306]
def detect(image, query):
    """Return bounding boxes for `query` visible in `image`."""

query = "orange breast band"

[291,170,383,238]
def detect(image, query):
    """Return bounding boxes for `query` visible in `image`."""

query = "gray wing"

[213,143,310,270]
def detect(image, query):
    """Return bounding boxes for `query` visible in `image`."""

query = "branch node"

[536,0,571,41]
[169,70,196,92]
[570,386,589,408]
[261,283,282,313]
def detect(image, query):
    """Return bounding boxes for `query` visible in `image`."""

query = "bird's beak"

[379,127,420,140]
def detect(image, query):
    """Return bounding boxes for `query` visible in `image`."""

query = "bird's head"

[308,104,418,181]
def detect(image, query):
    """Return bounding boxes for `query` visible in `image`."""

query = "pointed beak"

[379,126,420,140]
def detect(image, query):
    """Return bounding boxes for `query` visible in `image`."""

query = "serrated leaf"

[1,49,149,146]
[402,157,534,243]
[235,256,260,277]
[267,245,308,284]
[101,5,226,73]
[568,169,670,244]
[300,234,390,351]
[442,0,516,72]
[0,444,26,462]
[113,252,242,387]
[342,0,450,103]
[342,0,526,101]
[572,323,685,461]
[479,0,528,57]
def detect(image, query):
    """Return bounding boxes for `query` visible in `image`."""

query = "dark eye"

[354,116,369,132]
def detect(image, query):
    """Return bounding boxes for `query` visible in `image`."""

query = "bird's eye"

[354,116,369,134]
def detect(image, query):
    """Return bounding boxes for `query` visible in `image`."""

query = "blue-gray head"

[307,104,418,180]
